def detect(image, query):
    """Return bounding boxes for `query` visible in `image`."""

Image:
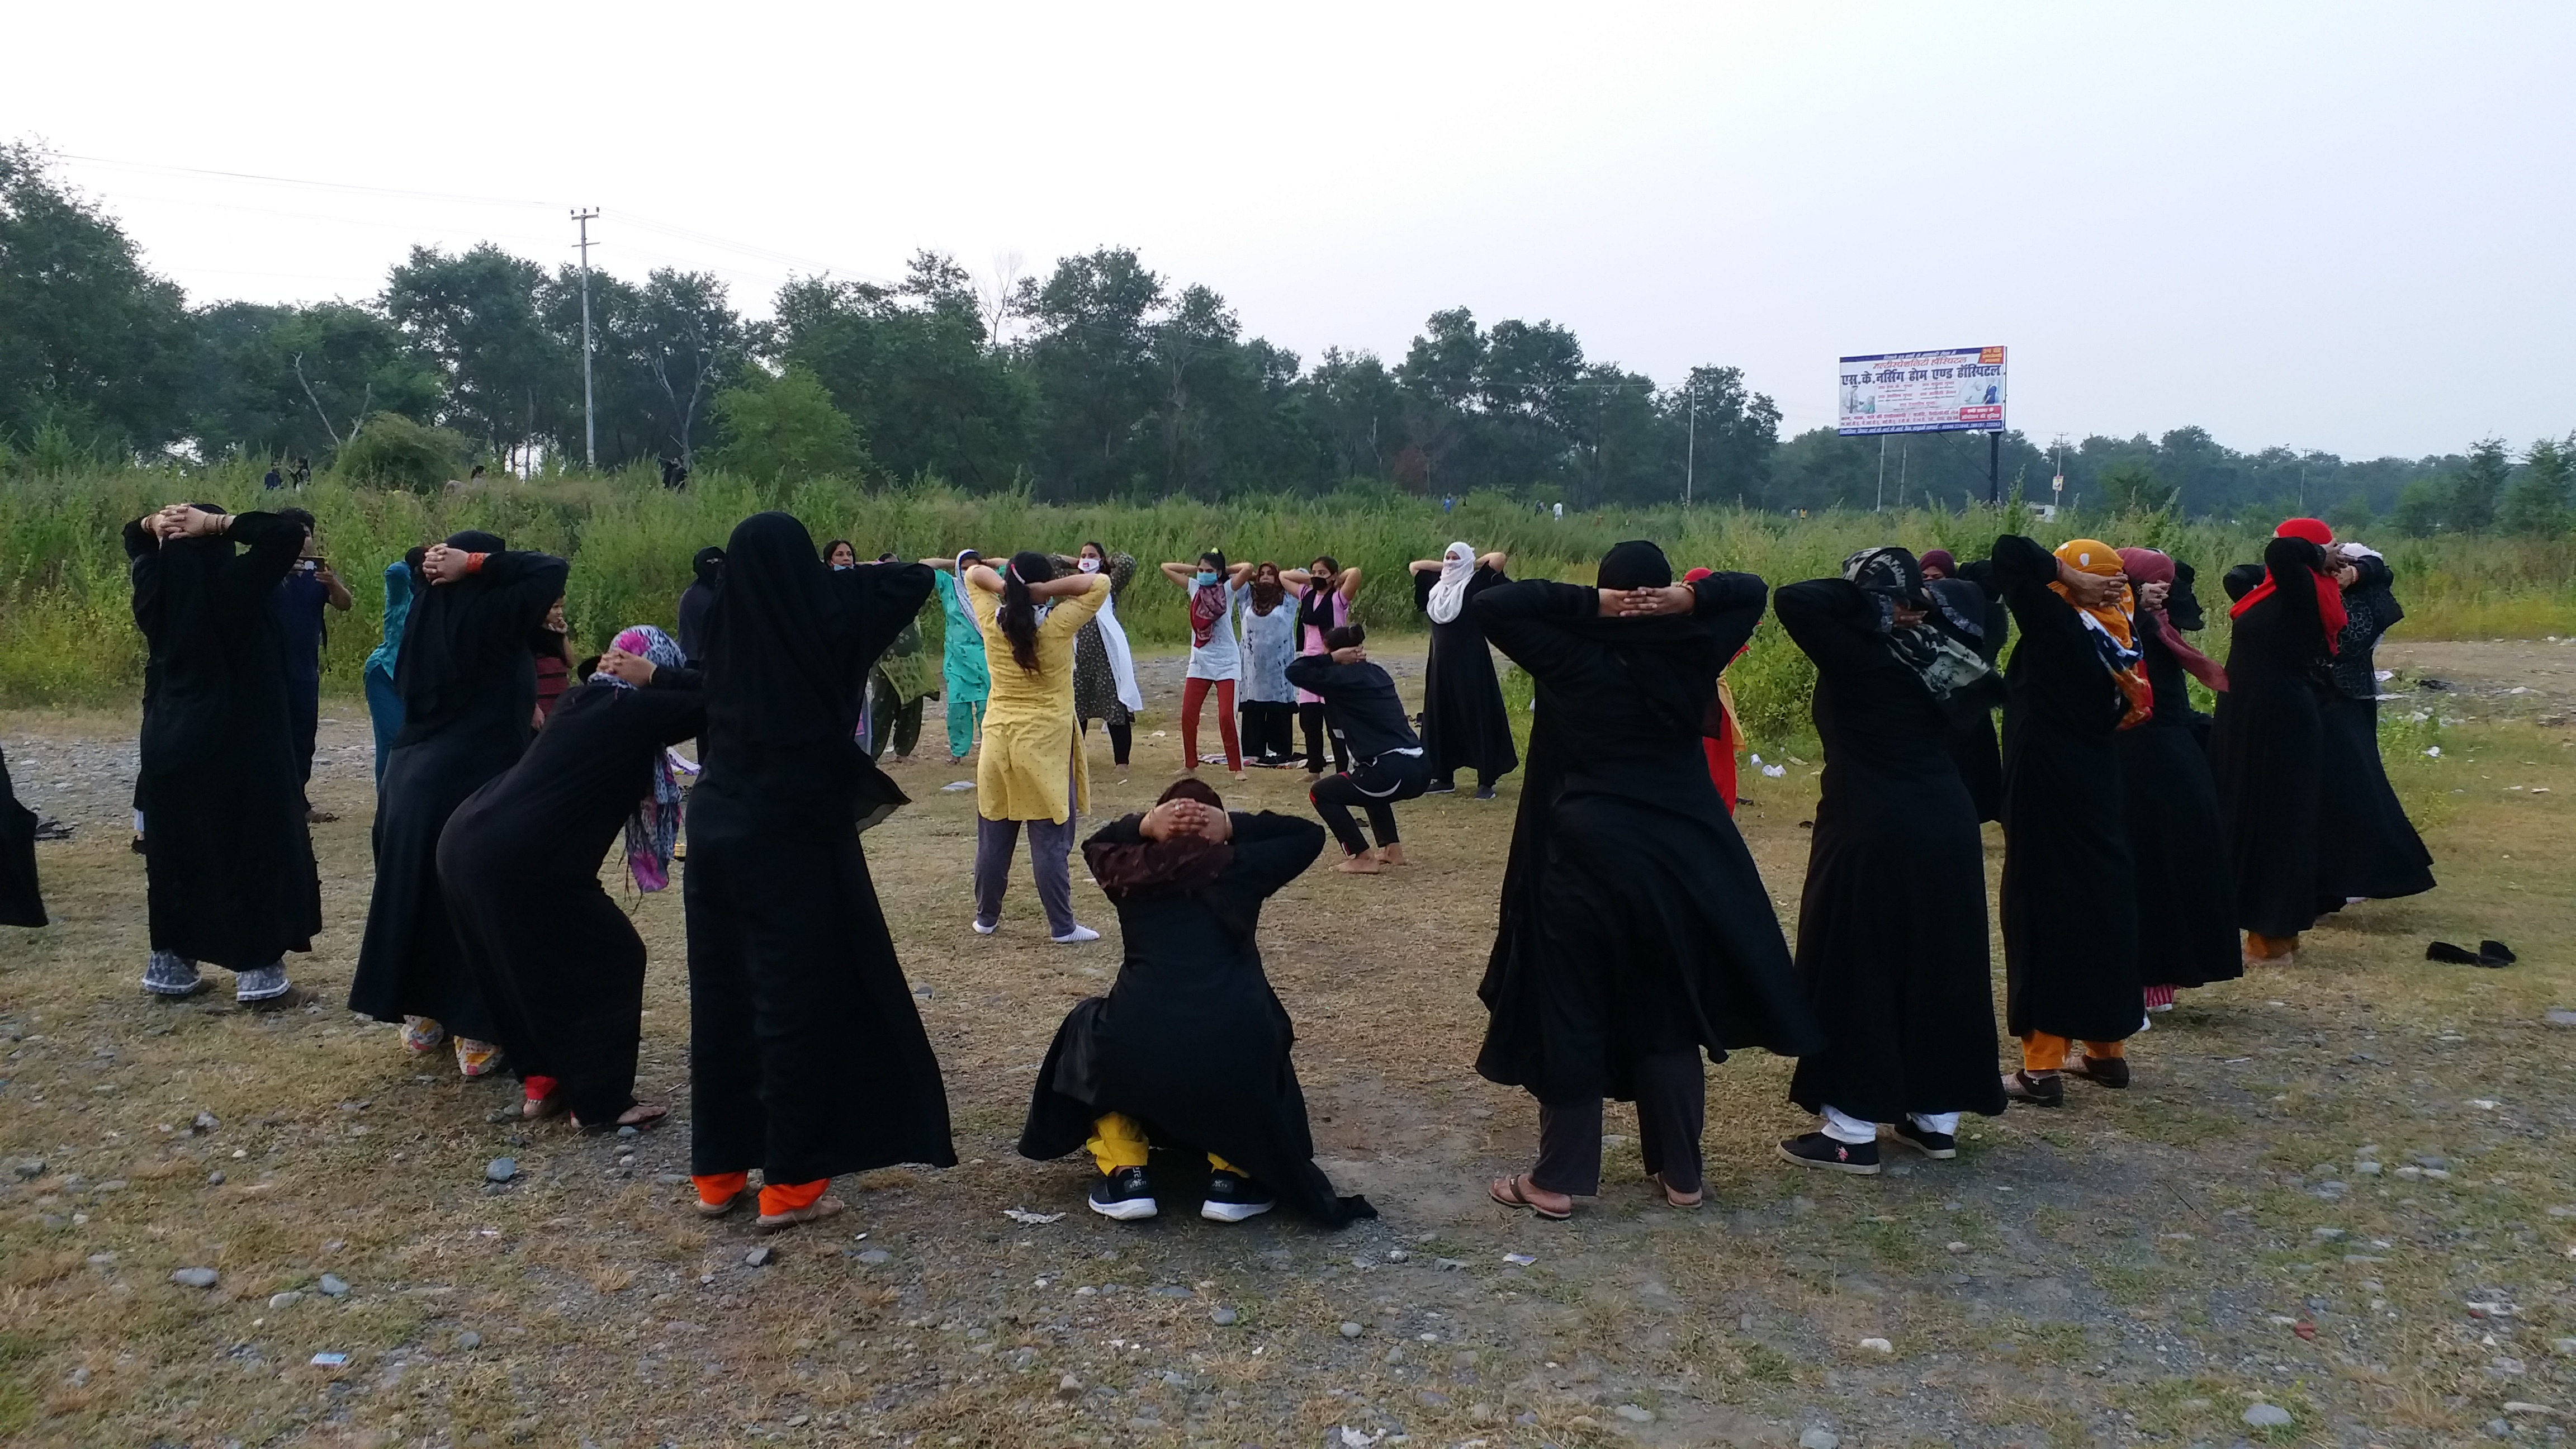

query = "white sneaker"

[1051,925,1101,944]
[972,918,998,936]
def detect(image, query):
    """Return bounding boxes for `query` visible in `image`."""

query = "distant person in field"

[291,456,312,487]
[1285,623,1427,875]
[1772,548,2002,1175]
[269,506,353,823]
[439,625,701,1133]
[1475,543,1820,1217]
[1409,542,1518,799]
[823,539,857,570]
[1017,778,1374,1227]
[1989,536,2147,1108]
[682,514,948,1231]
[364,547,427,787]
[263,465,283,491]
[1054,541,1143,779]
[1289,556,1363,776]
[125,502,320,1005]
[1161,551,1254,782]
[677,546,723,666]
[1236,563,1300,766]
[923,550,993,762]
[349,529,568,1078]
[2113,547,2239,1014]
[965,551,1111,941]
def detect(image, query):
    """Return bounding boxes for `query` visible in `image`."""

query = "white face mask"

[1077,557,1101,573]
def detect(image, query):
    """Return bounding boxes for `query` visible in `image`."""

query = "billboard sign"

[1837,346,2006,435]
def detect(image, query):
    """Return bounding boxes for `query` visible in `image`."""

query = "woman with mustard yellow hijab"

[1990,534,2152,1109]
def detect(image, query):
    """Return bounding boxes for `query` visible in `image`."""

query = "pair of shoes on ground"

[399,1016,505,1078]
[973,918,1100,944]
[143,954,293,1006]
[2000,1055,2130,1110]
[698,1190,846,1233]
[1088,1165,1274,1223]
[1424,780,1500,801]
[1776,1120,1959,1176]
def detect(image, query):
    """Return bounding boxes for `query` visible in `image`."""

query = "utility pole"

[571,208,600,471]
[1876,436,1886,512]
[1986,429,2001,506]
[1684,383,1697,507]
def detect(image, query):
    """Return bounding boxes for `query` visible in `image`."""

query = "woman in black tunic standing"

[350,531,569,1076]
[0,743,41,929]
[1018,779,1374,1227]
[1991,535,2150,1107]
[2314,542,2435,907]
[682,513,949,1232]
[1774,548,2004,1173]
[1474,543,1821,1216]
[2113,548,2241,1007]
[1410,542,1518,798]
[2209,524,2348,964]
[126,503,318,1001]
[439,626,703,1131]
[1930,564,2010,823]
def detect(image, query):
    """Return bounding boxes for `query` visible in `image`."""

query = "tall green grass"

[9,463,2576,756]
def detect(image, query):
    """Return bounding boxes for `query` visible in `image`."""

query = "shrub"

[332,413,470,493]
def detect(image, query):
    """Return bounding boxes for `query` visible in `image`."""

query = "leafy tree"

[1017,248,1164,499]
[1303,347,1401,483]
[332,411,470,491]
[383,243,564,465]
[184,300,440,462]
[2323,492,2376,534]
[0,143,192,449]
[2097,459,2174,514]
[2447,437,2509,533]
[2390,476,2448,537]
[707,365,870,482]
[2499,435,2573,537]
[1663,365,1779,509]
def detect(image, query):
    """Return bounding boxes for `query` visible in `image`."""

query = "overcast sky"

[9,2,2570,460]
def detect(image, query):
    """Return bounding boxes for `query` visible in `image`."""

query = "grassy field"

[10,464,2576,749]
[2,637,2574,1446]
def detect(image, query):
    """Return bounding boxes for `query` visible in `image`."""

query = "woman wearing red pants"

[1160,552,1254,782]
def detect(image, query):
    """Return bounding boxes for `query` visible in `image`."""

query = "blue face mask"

[1194,571,1220,588]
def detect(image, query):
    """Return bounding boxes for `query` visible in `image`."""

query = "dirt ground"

[6,640,2576,1448]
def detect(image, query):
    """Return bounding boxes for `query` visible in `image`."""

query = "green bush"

[332,413,471,493]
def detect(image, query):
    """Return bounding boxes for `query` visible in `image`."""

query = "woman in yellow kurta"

[967,551,1111,941]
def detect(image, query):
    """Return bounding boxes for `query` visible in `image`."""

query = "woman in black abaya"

[2209,523,2348,963]
[0,744,41,929]
[2314,543,2434,907]
[1991,535,2148,1107]
[126,504,318,1000]
[1019,779,1374,1227]
[1410,542,1518,798]
[1775,549,2004,1174]
[1474,543,1821,1216]
[439,626,703,1131]
[2113,548,2241,1006]
[683,513,948,1232]
[349,532,568,1076]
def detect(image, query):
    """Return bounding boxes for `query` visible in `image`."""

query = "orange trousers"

[691,1172,827,1216]
[2020,1033,2126,1072]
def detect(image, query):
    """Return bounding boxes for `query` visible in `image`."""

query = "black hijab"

[692,546,725,586]
[137,504,238,657]
[1843,546,1992,700]
[393,529,513,721]
[1572,540,1723,737]
[702,512,863,749]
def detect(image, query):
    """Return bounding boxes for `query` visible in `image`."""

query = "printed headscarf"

[1840,546,1992,702]
[2051,538,2153,730]
[2228,522,2349,651]
[594,624,688,891]
[1426,542,1477,624]
[1187,558,1230,650]
[2116,547,2228,694]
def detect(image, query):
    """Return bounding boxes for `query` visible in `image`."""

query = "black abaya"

[2208,537,2338,938]
[1933,572,2009,822]
[2114,580,2241,989]
[438,669,705,1125]
[1991,535,2141,1044]
[2313,555,2433,905]
[684,514,950,1185]
[0,746,46,928]
[1474,574,1821,1106]
[1413,565,1519,786]
[349,539,569,1041]
[1017,811,1375,1227]
[124,512,319,968]
[1775,578,2003,1125]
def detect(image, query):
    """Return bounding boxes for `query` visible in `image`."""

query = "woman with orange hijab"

[1990,535,2149,1108]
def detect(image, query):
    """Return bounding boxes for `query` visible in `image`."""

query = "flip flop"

[574,1103,669,1133]
[2428,940,2516,968]
[756,1195,847,1233]
[1649,1172,1703,1209]
[1489,1173,1571,1221]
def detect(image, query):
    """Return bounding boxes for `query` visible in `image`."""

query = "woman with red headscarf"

[2209,519,2347,965]
[2113,548,2239,1008]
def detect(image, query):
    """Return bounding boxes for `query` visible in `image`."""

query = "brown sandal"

[1489,1173,1572,1221]
[1650,1172,1703,1209]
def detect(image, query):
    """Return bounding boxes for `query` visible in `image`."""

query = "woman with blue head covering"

[438,623,705,1131]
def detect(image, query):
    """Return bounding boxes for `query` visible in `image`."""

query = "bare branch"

[291,353,346,450]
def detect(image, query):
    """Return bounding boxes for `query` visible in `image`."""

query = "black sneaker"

[1891,1121,1957,1159]
[1422,779,1456,795]
[1087,1167,1158,1221]
[1200,1171,1276,1223]
[1776,1132,1879,1175]
[2001,1069,2064,1108]
[1472,787,1498,801]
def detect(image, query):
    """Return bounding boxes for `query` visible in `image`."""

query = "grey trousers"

[1531,1049,1707,1197]
[974,813,1077,936]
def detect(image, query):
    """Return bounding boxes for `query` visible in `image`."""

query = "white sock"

[1819,1104,1878,1145]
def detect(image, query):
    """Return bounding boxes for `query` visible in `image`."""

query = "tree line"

[3,142,2568,531]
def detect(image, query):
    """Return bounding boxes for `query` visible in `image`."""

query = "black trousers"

[1081,715,1134,766]
[1309,754,1428,855]
[1240,700,1296,763]
[286,676,320,801]
[1531,1049,1707,1196]
[1299,702,1350,775]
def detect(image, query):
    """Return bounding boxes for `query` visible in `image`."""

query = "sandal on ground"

[522,1091,567,1121]
[756,1195,847,1233]
[574,1102,669,1133]
[695,1192,744,1219]
[1650,1172,1703,1209]
[1489,1173,1571,1221]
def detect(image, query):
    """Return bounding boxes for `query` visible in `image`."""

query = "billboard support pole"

[1986,430,2000,506]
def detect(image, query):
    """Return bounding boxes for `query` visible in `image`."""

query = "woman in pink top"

[1286,557,1363,776]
